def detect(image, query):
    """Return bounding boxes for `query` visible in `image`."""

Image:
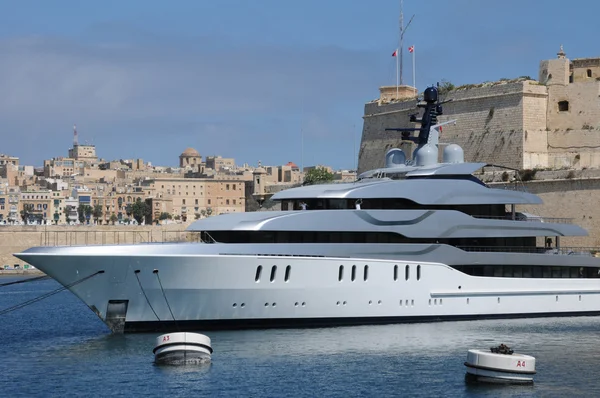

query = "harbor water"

[1,276,600,397]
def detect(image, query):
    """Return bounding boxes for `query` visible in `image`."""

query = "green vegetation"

[303,167,334,185]
[129,198,151,224]
[20,203,34,223]
[438,79,455,95]
[159,212,171,221]
[92,204,103,223]
[78,204,92,224]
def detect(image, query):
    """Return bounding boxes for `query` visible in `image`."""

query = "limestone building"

[179,148,203,170]
[358,47,600,174]
[141,177,245,221]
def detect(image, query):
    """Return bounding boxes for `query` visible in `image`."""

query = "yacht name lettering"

[516,361,526,367]
[163,335,170,342]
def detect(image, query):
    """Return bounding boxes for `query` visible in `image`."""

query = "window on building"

[558,101,569,112]
[226,199,230,205]
[587,69,592,78]
[226,184,230,190]
[195,199,198,205]
[233,200,236,205]
[233,185,236,190]
[182,199,186,205]
[208,199,211,205]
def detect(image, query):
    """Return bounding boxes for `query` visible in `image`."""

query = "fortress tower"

[358,47,600,174]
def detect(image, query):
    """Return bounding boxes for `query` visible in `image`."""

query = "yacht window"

[338,265,344,282]
[351,265,356,282]
[255,266,262,282]
[394,265,398,281]
[417,265,421,280]
[405,265,410,281]
[363,265,369,281]
[453,264,600,279]
[270,266,277,282]
[284,265,291,282]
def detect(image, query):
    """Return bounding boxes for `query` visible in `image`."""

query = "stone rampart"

[358,82,547,173]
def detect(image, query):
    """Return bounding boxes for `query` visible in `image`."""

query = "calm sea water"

[1,276,599,397]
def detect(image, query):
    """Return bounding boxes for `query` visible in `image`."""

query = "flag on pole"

[408,45,414,53]
[391,49,398,57]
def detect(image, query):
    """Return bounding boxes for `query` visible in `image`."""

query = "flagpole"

[396,48,399,99]
[412,45,416,90]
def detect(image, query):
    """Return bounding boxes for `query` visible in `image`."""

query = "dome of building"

[181,147,200,157]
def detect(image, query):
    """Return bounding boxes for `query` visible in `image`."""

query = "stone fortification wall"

[546,81,600,131]
[0,224,191,269]
[358,81,547,174]
[489,178,600,248]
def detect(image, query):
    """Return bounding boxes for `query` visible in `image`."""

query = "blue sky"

[0,0,597,169]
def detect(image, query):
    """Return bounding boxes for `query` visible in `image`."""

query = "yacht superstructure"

[15,85,600,333]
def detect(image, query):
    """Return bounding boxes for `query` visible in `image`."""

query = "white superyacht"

[16,86,600,333]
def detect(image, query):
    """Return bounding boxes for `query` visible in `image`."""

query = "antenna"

[353,124,357,172]
[399,0,415,86]
[73,124,78,146]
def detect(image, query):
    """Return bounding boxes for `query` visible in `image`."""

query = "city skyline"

[1,0,597,169]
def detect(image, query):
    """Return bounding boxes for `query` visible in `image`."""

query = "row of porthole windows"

[338,265,369,282]
[338,264,422,282]
[234,295,584,309]
[233,302,306,307]
[255,265,291,283]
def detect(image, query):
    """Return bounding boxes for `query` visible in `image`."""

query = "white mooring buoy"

[464,344,536,384]
[153,332,212,365]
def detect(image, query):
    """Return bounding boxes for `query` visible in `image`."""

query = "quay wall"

[0,224,191,270]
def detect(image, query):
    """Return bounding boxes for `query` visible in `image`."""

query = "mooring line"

[0,275,49,287]
[134,270,161,321]
[0,271,104,316]
[154,269,180,332]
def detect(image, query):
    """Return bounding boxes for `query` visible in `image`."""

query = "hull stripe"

[123,310,600,333]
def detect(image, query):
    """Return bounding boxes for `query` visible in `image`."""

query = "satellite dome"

[415,144,438,166]
[443,144,464,163]
[385,148,406,168]
[424,86,438,103]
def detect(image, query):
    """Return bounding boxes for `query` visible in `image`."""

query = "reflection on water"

[1,277,600,397]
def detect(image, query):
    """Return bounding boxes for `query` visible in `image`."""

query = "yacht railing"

[30,230,201,246]
[458,246,600,257]
[471,215,574,224]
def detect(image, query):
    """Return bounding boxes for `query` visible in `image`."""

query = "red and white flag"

[391,49,398,57]
[408,45,414,53]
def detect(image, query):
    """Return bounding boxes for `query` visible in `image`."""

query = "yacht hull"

[15,243,600,333]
